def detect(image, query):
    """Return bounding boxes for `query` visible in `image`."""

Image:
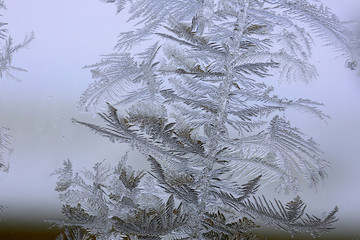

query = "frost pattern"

[0,1,34,176]
[0,127,12,172]
[0,2,34,81]
[0,31,34,81]
[55,0,360,239]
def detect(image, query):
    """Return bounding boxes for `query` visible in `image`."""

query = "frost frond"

[148,155,199,204]
[203,211,259,240]
[112,195,187,238]
[217,193,338,237]
[100,0,129,13]
[278,0,360,69]
[114,0,202,50]
[80,44,163,114]
[74,104,201,175]
[61,0,356,238]
[228,115,328,192]
[55,226,94,240]
[79,53,140,114]
[0,127,13,173]
[0,31,34,81]
[52,157,181,239]
[52,159,73,192]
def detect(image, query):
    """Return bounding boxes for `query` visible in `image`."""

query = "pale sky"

[0,0,359,234]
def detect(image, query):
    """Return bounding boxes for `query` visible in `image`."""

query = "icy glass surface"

[0,0,359,239]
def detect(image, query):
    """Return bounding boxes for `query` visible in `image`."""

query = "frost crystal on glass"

[54,0,360,239]
[0,1,34,176]
[0,127,12,173]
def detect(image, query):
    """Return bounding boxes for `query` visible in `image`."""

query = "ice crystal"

[54,0,360,239]
[0,127,12,173]
[0,1,34,176]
